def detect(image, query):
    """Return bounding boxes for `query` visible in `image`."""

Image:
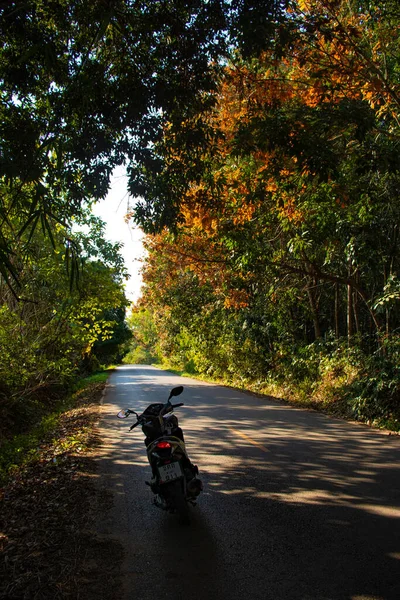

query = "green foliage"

[127,0,400,430]
[123,346,157,365]
[343,337,400,430]
[123,308,161,364]
[0,210,129,431]
[72,369,114,390]
[2,1,400,432]
[373,276,400,313]
[0,371,110,484]
[0,0,289,281]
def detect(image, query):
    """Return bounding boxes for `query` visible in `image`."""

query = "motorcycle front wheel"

[165,479,190,525]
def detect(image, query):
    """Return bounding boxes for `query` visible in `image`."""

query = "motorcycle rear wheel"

[166,479,190,525]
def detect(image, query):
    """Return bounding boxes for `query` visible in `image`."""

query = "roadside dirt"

[0,383,124,600]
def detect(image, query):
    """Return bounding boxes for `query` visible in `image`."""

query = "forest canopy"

[0,0,290,283]
[1,0,400,430]
[127,0,400,429]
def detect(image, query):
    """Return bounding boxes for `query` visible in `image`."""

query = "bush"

[268,336,400,431]
[344,345,400,430]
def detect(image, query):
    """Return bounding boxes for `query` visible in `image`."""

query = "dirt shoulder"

[0,383,124,600]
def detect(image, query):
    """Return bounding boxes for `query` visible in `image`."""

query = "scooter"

[117,385,202,523]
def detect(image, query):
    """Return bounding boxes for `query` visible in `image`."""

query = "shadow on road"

[98,365,400,600]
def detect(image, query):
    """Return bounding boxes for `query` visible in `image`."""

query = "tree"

[134,0,400,395]
[0,209,129,424]
[0,0,294,283]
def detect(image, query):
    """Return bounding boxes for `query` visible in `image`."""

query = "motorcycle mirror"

[117,410,130,419]
[167,385,184,401]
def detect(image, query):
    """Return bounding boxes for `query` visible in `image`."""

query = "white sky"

[91,166,144,302]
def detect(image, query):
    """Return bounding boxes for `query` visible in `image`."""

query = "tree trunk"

[353,290,360,334]
[307,280,321,340]
[335,283,340,339]
[347,282,353,343]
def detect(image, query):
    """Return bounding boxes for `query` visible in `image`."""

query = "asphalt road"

[96,365,400,600]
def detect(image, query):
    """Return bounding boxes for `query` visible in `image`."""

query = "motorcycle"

[117,385,202,523]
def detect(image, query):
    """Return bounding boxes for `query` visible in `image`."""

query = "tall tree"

[135,0,400,378]
[0,209,129,419]
[0,0,292,283]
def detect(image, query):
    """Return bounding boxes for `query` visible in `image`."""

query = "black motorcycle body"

[117,386,202,522]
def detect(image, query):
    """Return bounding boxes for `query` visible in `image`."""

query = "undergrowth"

[0,369,112,486]
[152,338,400,433]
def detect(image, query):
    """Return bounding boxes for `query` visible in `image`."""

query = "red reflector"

[156,441,171,449]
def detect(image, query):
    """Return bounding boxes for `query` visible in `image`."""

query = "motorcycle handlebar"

[127,402,184,428]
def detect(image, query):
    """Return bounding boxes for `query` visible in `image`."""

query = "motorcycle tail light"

[156,441,171,449]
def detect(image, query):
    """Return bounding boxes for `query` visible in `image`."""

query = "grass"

[0,368,113,486]
[73,368,114,389]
